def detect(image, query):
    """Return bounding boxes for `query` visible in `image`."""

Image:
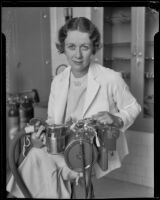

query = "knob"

[95,58,99,62]
[138,52,142,56]
[43,14,47,19]
[45,60,49,65]
[94,7,99,11]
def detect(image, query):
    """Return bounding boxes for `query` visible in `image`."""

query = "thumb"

[66,116,72,122]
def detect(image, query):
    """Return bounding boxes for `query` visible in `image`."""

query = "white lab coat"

[47,62,141,178]
[7,62,141,198]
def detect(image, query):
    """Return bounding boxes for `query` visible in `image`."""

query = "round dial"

[56,64,68,75]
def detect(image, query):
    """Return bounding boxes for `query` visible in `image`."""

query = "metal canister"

[7,100,20,165]
[19,96,34,129]
[8,102,19,140]
[46,125,66,154]
[107,127,120,151]
[97,146,108,171]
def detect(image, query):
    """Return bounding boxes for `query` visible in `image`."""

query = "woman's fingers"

[92,111,106,118]
[92,112,113,125]
[40,134,44,140]
[36,125,46,138]
[42,135,46,145]
[40,133,46,144]
[66,117,72,123]
[35,121,41,127]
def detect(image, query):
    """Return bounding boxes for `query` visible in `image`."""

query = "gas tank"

[19,96,34,130]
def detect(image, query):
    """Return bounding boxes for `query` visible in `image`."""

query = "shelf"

[144,72,154,79]
[104,57,154,62]
[143,105,154,118]
[143,95,154,118]
[144,95,154,103]
[104,15,131,24]
[104,41,154,48]
[143,114,154,119]
[145,7,159,16]
[145,41,154,46]
[104,67,130,79]
[104,42,131,47]
[104,57,130,62]
[145,57,154,61]
[121,72,130,79]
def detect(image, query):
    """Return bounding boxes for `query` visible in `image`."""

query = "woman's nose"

[75,47,82,58]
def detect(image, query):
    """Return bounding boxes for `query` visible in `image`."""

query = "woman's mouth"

[73,60,83,65]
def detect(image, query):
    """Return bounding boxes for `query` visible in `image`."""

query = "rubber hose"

[80,141,88,198]
[8,129,32,198]
[87,143,93,199]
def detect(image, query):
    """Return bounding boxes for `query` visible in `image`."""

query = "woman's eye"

[81,46,90,50]
[67,45,75,50]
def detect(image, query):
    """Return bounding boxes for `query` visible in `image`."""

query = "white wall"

[107,130,154,188]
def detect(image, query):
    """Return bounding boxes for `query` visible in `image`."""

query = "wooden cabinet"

[2,7,52,104]
[90,7,158,132]
[49,7,157,132]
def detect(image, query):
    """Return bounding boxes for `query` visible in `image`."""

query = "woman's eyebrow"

[65,43,75,45]
[65,43,91,45]
[81,43,92,46]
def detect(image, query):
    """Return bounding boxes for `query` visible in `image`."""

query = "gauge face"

[56,64,67,75]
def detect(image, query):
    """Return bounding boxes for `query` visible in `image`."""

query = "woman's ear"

[55,42,64,54]
[90,54,94,62]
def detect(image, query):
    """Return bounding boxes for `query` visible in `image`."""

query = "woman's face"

[64,30,93,75]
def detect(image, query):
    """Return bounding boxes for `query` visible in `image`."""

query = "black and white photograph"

[2,5,158,199]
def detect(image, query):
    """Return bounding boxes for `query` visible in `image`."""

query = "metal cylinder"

[19,97,34,129]
[8,103,19,140]
[46,125,66,154]
[97,146,108,171]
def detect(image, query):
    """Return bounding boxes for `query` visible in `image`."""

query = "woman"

[7,17,141,198]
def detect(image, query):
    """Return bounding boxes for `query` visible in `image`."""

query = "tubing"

[79,140,88,198]
[8,129,32,198]
[87,143,93,199]
[8,123,95,198]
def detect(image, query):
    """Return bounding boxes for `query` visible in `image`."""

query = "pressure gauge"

[56,64,68,75]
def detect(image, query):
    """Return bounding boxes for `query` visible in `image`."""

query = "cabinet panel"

[2,8,19,94]
[92,7,157,132]
[5,7,52,103]
[90,7,104,65]
[50,7,68,76]
[143,7,158,119]
[103,7,132,89]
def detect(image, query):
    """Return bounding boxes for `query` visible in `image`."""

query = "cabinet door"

[103,7,132,87]
[50,7,68,76]
[15,7,52,103]
[90,7,104,65]
[2,8,18,94]
[92,7,156,132]
[130,7,157,132]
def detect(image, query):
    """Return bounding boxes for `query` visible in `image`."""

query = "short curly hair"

[56,17,101,55]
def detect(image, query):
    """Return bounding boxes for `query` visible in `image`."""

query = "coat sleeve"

[46,79,57,125]
[110,73,141,132]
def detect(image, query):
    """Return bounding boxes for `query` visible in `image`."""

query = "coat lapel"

[54,67,71,123]
[82,63,100,117]
[54,63,100,122]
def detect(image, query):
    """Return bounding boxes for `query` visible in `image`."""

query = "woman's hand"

[65,116,77,125]
[31,124,46,148]
[92,111,123,128]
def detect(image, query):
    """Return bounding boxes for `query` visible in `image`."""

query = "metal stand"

[71,141,95,199]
